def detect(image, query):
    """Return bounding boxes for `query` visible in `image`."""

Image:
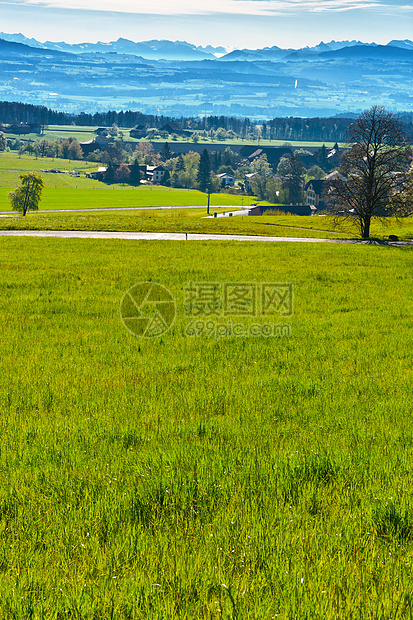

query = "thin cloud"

[8,0,406,15]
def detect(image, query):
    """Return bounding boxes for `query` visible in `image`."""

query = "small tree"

[59,139,71,159]
[214,128,227,141]
[103,161,115,184]
[175,153,185,172]
[306,165,325,181]
[326,106,412,239]
[160,169,171,186]
[38,138,54,158]
[109,124,118,137]
[316,144,329,170]
[250,154,271,200]
[160,142,172,161]
[9,173,44,216]
[276,156,291,178]
[265,177,281,204]
[280,153,305,204]
[115,163,131,184]
[129,160,142,185]
[68,140,84,161]
[24,142,34,156]
[171,153,186,187]
[197,149,212,193]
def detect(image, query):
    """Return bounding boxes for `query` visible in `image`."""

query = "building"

[240,145,293,171]
[160,122,183,135]
[86,167,107,181]
[244,173,257,193]
[130,125,147,139]
[216,172,235,188]
[140,164,166,183]
[7,122,41,134]
[80,135,109,155]
[306,172,346,209]
[305,179,325,208]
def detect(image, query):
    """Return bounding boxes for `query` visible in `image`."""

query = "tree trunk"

[361,217,371,239]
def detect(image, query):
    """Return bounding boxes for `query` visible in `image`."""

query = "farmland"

[2,148,413,241]
[0,153,249,211]
[8,126,343,149]
[0,186,250,212]
[0,237,412,618]
[2,205,413,241]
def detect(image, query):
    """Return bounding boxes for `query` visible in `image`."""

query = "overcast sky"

[1,0,411,49]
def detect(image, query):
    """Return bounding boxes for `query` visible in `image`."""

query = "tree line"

[2,101,412,143]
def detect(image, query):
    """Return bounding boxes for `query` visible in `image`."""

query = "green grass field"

[4,127,98,143]
[1,151,413,243]
[2,208,413,241]
[0,238,412,618]
[0,152,100,173]
[0,153,102,193]
[0,153,254,211]
[0,209,344,238]
[3,127,343,149]
[133,136,343,148]
[0,187,251,212]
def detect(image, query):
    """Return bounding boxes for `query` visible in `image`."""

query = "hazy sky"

[0,0,411,49]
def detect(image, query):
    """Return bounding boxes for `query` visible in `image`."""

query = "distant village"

[0,118,350,215]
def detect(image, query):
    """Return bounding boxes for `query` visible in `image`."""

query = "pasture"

[0,152,250,212]
[0,208,344,238]
[0,238,412,618]
[3,126,342,149]
[0,187,248,213]
[2,206,413,241]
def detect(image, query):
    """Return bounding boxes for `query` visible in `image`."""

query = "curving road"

[0,230,412,246]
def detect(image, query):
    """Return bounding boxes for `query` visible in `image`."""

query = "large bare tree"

[325,106,412,239]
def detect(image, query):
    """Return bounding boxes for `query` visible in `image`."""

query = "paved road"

[203,209,250,218]
[1,230,411,246]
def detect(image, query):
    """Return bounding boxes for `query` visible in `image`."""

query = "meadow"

[0,152,252,212]
[0,152,99,174]
[0,153,102,196]
[2,151,413,243]
[0,187,249,213]
[0,238,413,618]
[0,209,345,239]
[2,207,413,241]
[4,127,342,149]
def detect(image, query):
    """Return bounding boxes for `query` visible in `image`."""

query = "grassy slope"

[0,152,100,173]
[0,187,251,211]
[0,238,412,618]
[0,153,252,210]
[2,208,413,240]
[0,153,102,194]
